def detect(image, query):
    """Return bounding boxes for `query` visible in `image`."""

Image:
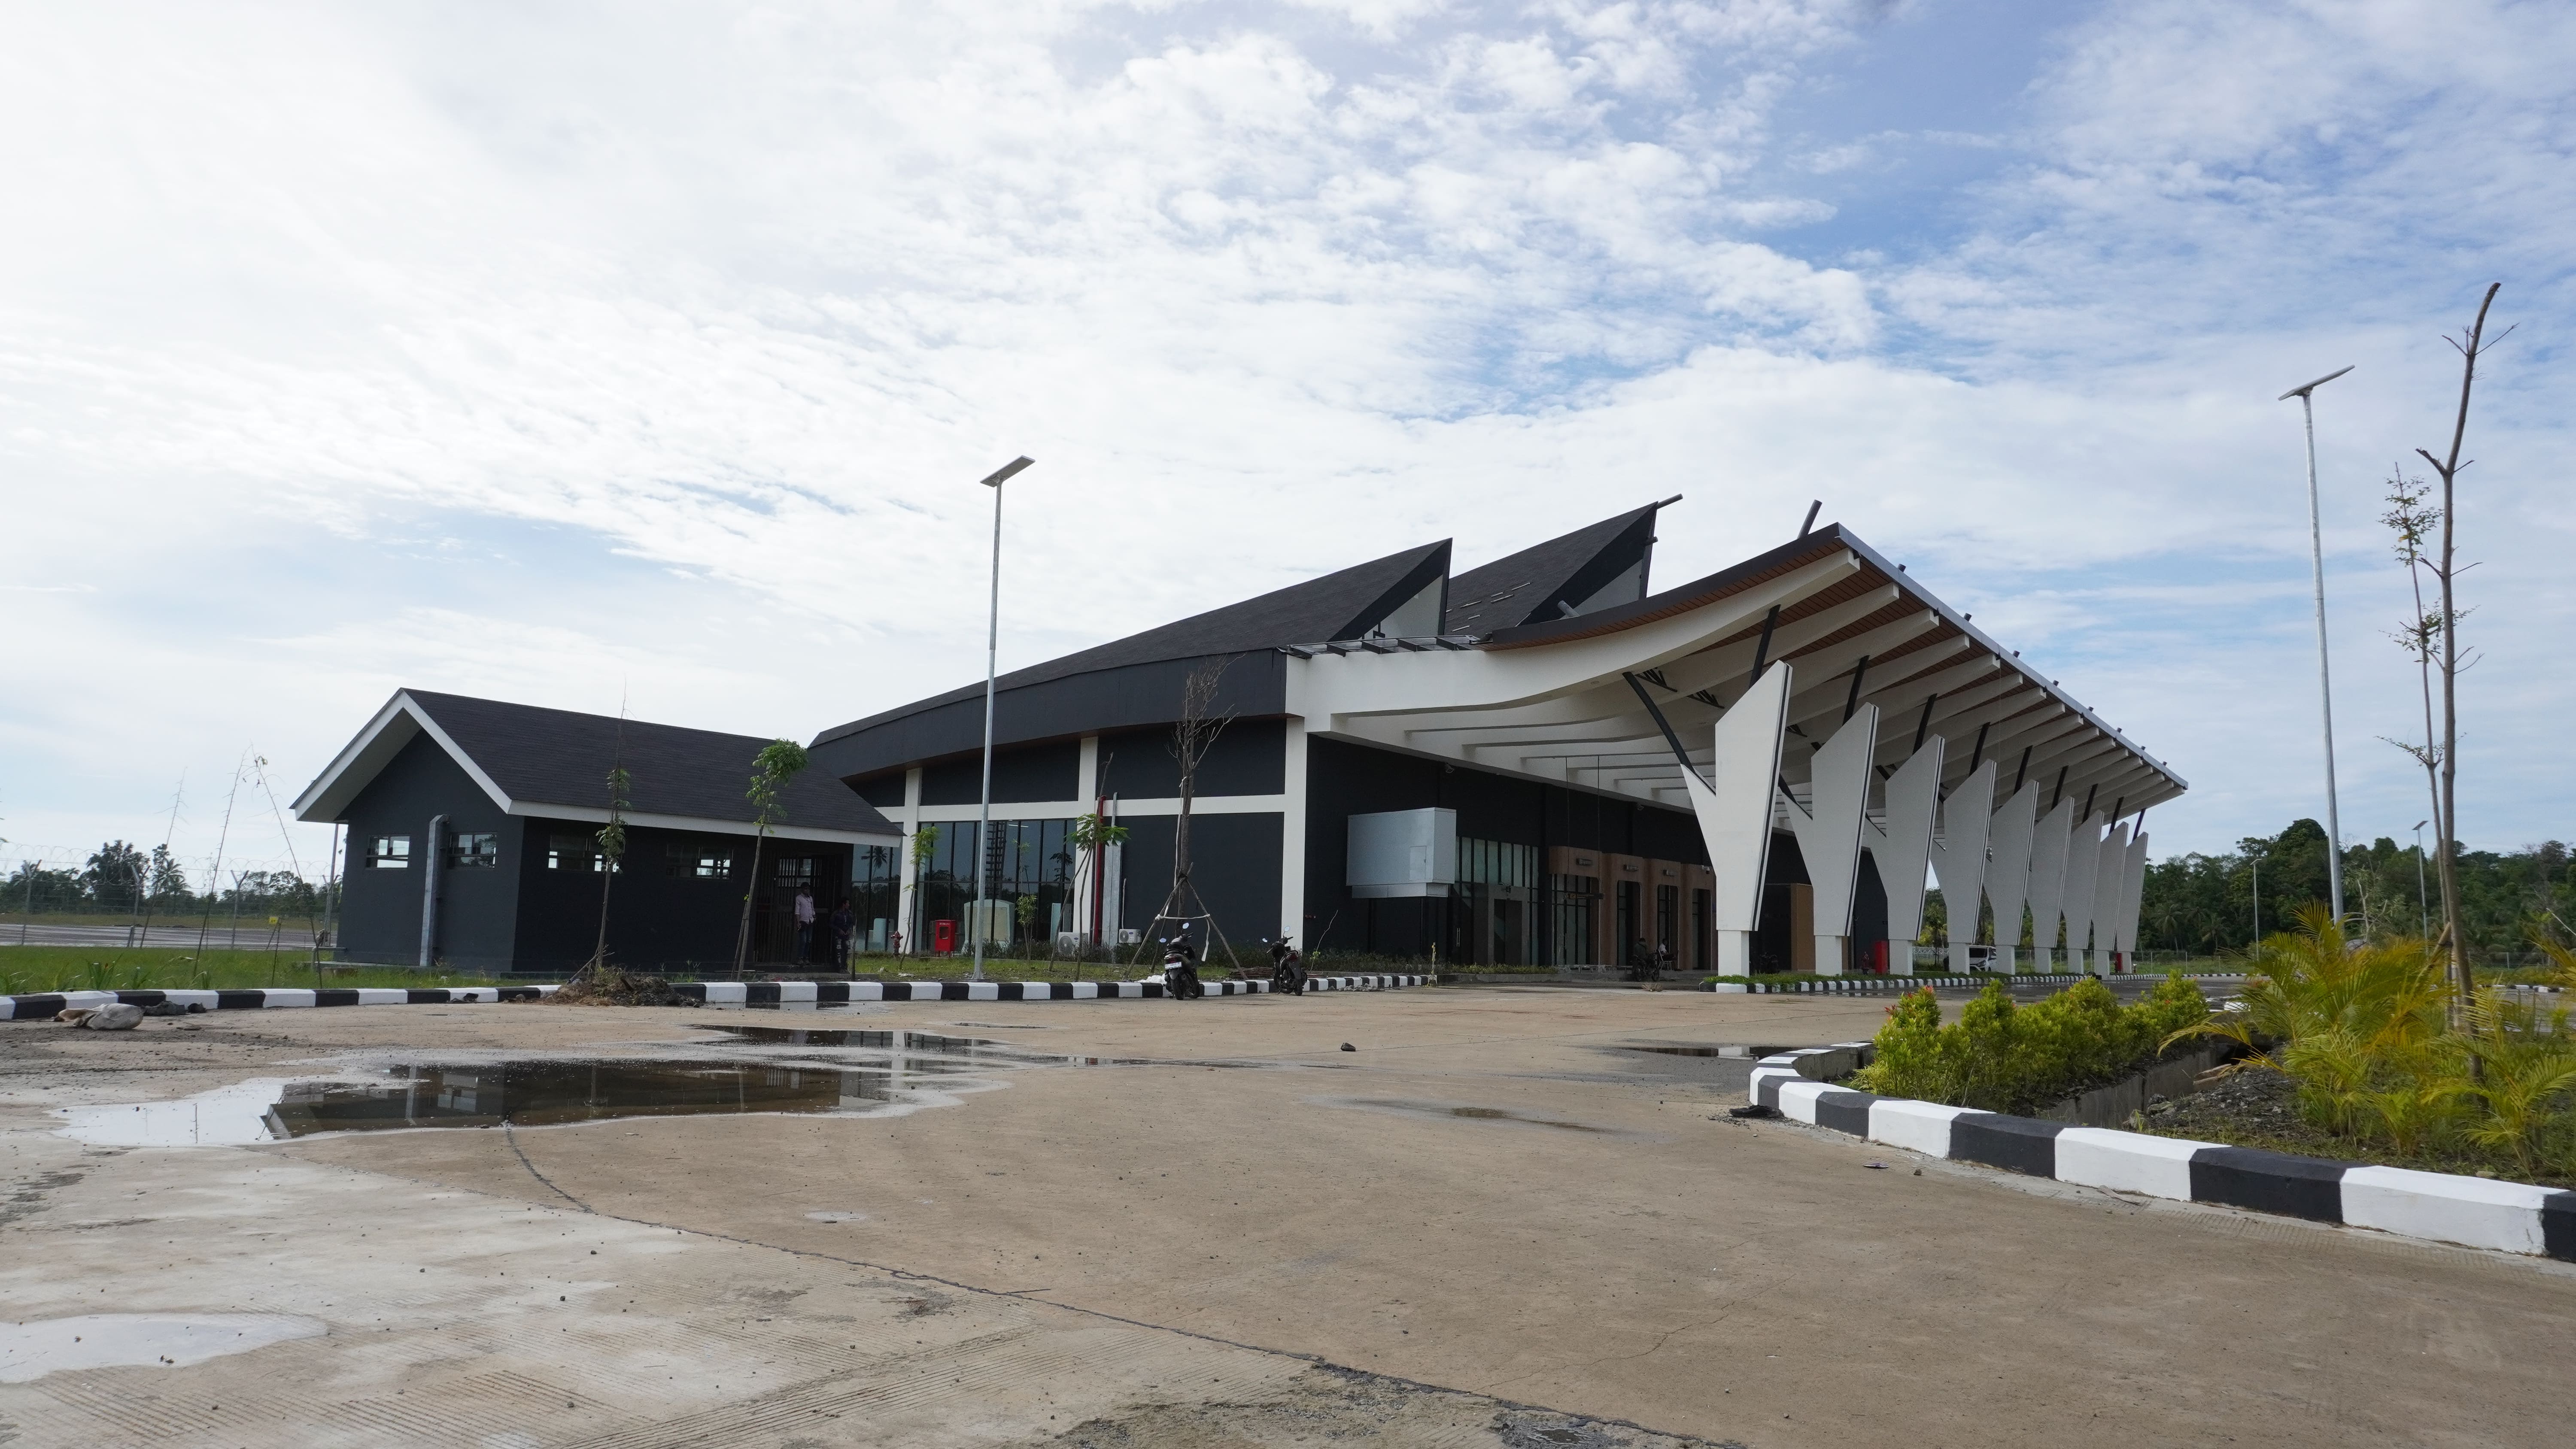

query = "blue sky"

[4,0,2571,883]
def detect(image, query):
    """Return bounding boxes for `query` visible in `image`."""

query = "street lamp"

[970,455,1036,983]
[2279,366,2353,924]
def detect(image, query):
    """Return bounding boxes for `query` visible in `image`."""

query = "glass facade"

[851,845,900,952]
[910,818,1078,951]
[1452,837,1540,967]
[1548,873,1597,967]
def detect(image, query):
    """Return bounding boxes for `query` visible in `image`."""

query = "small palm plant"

[2459,989,2576,1176]
[731,740,809,976]
[2172,905,2454,1140]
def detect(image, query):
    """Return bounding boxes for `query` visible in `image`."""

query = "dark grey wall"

[811,651,1287,784]
[510,822,851,974]
[335,733,521,971]
[921,739,1081,806]
[1114,811,1283,958]
[1099,718,1284,799]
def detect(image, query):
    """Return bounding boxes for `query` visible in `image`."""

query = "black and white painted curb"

[1712,972,2253,996]
[1748,1049,2576,1261]
[0,973,1434,1021]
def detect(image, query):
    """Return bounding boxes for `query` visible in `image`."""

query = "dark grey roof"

[1442,504,1663,637]
[814,540,1450,748]
[405,691,893,836]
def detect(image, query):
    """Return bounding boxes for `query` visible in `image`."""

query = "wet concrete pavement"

[4,986,2572,1447]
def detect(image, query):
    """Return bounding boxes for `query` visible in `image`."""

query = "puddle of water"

[691,1025,1283,1071]
[692,1026,1018,1055]
[61,1049,1013,1147]
[1,1314,325,1383]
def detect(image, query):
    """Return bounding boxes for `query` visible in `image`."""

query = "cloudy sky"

[3,0,2569,884]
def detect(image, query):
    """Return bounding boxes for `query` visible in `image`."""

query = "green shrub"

[1856,972,2211,1116]
[2172,905,2576,1177]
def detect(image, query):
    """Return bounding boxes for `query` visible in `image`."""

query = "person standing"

[831,898,855,970]
[793,884,817,965]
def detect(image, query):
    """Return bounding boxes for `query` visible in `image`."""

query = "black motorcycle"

[1159,940,1206,1000]
[1265,937,1307,996]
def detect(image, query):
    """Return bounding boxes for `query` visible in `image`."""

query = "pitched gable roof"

[1442,503,1666,638]
[295,691,896,843]
[814,539,1450,748]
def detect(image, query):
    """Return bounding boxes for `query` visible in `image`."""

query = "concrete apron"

[6,990,2575,1448]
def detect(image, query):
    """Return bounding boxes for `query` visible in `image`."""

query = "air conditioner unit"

[1346,808,1457,898]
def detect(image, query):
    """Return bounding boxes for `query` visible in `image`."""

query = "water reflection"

[260,1058,971,1137]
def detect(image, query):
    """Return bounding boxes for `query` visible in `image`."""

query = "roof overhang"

[293,691,897,847]
[1286,524,2186,820]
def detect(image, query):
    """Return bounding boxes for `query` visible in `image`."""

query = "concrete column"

[1984,783,2040,973]
[1931,759,1997,974]
[1783,704,1880,976]
[2089,820,2129,973]
[2024,798,2076,972]
[2114,825,2151,973]
[1279,718,1308,944]
[1680,661,1790,974]
[895,767,922,954]
[1865,736,1944,977]
[1072,737,1100,945]
[2061,812,2108,972]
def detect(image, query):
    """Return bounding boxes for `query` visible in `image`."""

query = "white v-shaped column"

[2024,797,2077,971]
[1929,760,1997,975]
[2060,812,2108,968]
[2089,820,2131,973]
[2114,826,2151,971]
[1680,661,1791,977]
[1780,703,1880,976]
[1983,783,2040,973]
[1863,736,1945,976]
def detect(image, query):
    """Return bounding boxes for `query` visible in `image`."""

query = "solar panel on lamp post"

[970,455,1035,983]
[2279,365,2353,926]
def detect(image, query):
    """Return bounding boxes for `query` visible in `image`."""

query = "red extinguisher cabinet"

[931,919,957,954]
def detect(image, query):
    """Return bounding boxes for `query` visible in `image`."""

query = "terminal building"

[811,503,2185,975]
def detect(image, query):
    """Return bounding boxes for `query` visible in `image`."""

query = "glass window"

[552,834,603,872]
[774,856,817,888]
[664,841,733,878]
[447,832,499,869]
[368,835,411,869]
[1458,837,1536,889]
[1547,873,1597,966]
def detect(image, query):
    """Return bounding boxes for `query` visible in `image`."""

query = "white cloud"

[2,0,2571,875]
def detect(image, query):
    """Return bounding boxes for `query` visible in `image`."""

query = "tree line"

[4,841,326,918]
[2137,818,2571,962]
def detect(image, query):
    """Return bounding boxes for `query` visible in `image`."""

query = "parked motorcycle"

[1264,937,1307,996]
[1159,939,1206,1000]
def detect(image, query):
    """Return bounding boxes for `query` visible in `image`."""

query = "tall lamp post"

[2279,366,2353,924]
[970,455,1036,983]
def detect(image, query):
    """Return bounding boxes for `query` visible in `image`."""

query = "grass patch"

[0,947,509,995]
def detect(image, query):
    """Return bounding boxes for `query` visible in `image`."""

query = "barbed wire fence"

[3,840,339,951]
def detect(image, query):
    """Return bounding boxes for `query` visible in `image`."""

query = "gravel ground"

[2139,1062,2576,1189]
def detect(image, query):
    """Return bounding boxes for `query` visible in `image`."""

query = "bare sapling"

[2379,468,2450,937]
[1133,656,1240,969]
[2412,282,2509,1018]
